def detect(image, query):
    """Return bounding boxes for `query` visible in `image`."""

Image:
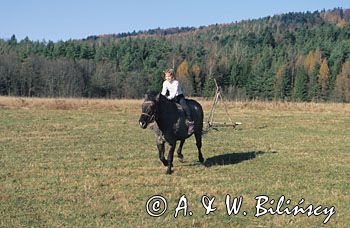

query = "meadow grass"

[0,96,349,227]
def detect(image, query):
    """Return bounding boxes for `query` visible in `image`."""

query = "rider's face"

[165,72,174,82]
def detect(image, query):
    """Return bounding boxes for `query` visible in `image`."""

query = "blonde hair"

[163,68,174,76]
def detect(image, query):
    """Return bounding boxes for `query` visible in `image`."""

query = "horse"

[139,91,204,174]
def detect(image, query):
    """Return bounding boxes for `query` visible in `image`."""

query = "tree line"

[0,8,350,102]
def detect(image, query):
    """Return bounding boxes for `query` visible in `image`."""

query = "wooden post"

[206,78,237,129]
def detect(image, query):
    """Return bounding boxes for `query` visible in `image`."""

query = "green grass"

[0,98,349,227]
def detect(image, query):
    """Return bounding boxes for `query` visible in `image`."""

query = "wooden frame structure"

[206,78,240,130]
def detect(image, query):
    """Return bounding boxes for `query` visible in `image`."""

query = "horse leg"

[166,141,176,174]
[157,142,168,166]
[195,131,204,163]
[177,139,185,162]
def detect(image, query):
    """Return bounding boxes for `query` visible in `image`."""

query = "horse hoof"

[162,160,168,166]
[178,154,184,163]
[199,156,205,163]
[166,169,173,175]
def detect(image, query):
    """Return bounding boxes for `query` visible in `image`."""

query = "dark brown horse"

[139,91,204,174]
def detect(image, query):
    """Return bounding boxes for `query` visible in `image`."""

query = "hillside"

[0,8,349,101]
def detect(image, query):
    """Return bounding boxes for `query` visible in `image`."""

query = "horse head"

[139,91,159,129]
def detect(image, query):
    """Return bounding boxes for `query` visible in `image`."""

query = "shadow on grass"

[203,151,276,167]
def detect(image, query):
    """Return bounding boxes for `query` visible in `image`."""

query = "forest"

[0,8,350,102]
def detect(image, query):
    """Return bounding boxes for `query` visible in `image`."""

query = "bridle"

[141,100,156,123]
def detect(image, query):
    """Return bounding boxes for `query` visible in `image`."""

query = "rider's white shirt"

[161,80,184,100]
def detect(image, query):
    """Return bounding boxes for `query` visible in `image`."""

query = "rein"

[141,100,156,123]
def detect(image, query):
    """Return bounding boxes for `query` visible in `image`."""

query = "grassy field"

[0,96,349,227]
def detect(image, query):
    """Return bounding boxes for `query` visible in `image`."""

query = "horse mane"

[146,90,172,104]
[145,90,158,101]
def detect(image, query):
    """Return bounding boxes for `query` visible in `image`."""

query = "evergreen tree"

[203,75,216,98]
[8,35,17,46]
[293,65,308,101]
[308,62,321,101]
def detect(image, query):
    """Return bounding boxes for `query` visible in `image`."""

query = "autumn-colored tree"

[321,10,342,23]
[336,19,347,29]
[304,50,322,76]
[319,59,330,99]
[176,60,189,79]
[304,51,315,76]
[304,50,323,100]
[191,63,202,95]
[334,61,350,102]
[176,60,194,95]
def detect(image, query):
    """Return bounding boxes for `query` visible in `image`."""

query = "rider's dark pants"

[174,94,193,122]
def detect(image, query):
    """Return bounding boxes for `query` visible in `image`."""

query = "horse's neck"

[155,98,176,129]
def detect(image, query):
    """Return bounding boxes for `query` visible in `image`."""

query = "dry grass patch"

[0,96,141,111]
[1,96,350,113]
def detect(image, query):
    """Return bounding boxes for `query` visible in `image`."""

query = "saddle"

[173,101,189,121]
